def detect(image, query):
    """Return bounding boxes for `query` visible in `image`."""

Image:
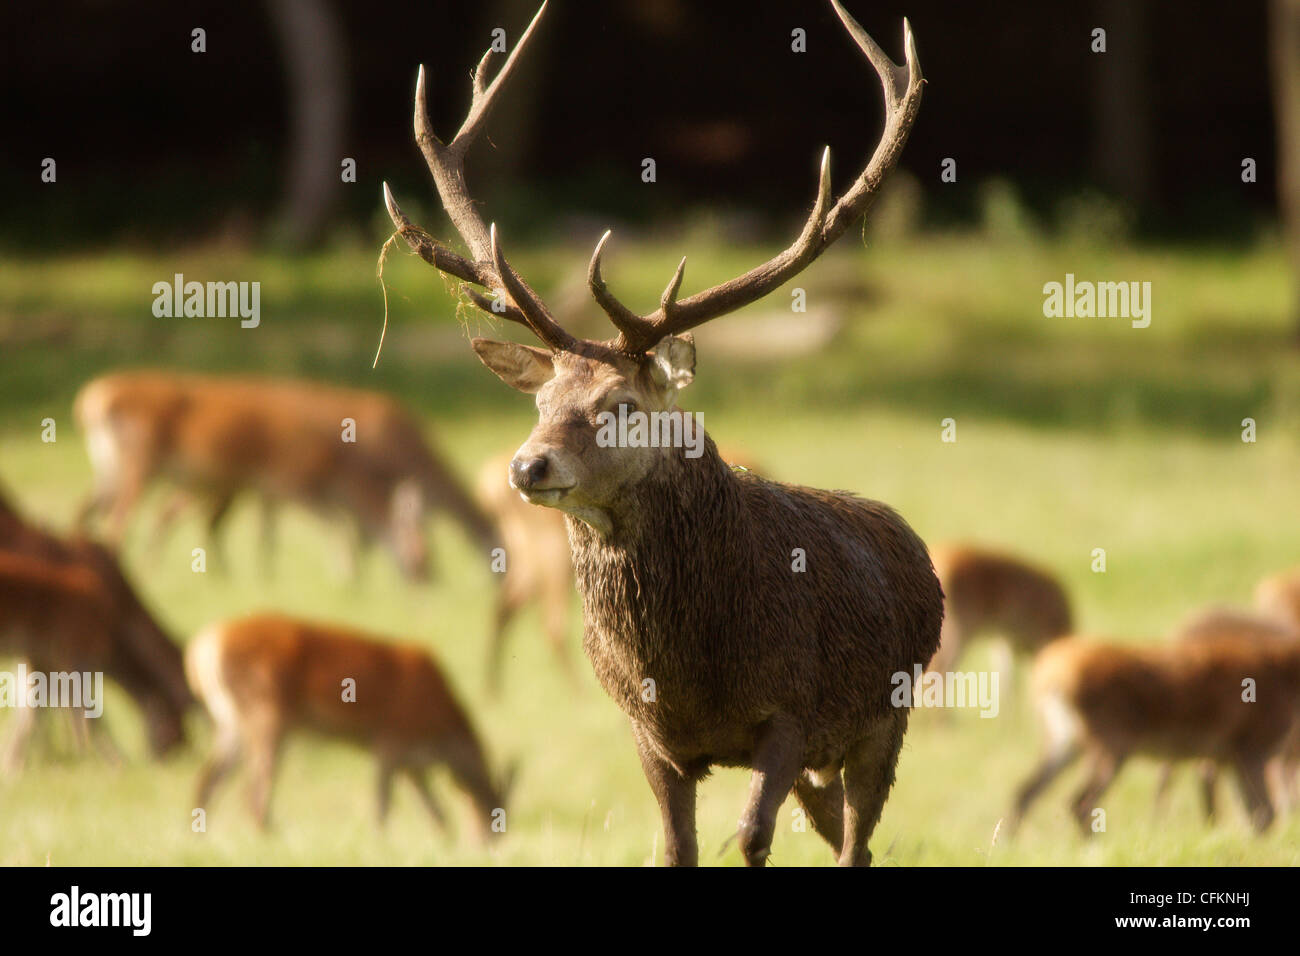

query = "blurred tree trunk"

[265,0,348,248]
[1271,0,1300,340]
[1091,0,1151,207]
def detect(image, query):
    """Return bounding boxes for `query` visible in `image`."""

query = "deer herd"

[3,1,1299,866]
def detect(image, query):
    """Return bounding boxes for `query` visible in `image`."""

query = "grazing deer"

[1010,628,1300,834]
[1151,606,1300,820]
[0,486,191,765]
[382,1,939,866]
[478,444,762,694]
[1256,567,1300,630]
[186,613,508,833]
[926,544,1072,683]
[74,371,497,580]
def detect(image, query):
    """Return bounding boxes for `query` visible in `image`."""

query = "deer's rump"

[575,474,944,769]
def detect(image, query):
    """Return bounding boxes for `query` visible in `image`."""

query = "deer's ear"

[471,338,556,393]
[649,333,695,390]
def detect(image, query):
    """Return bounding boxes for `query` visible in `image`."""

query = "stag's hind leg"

[839,711,907,867]
[793,766,845,858]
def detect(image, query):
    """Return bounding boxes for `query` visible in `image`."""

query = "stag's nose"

[509,455,549,491]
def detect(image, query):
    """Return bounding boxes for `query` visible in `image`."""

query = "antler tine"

[587,230,656,342]
[820,9,924,239]
[594,2,923,356]
[490,224,579,352]
[832,1,909,111]
[452,0,550,154]
[660,257,687,316]
[472,47,494,99]
[382,181,494,287]
[384,3,575,352]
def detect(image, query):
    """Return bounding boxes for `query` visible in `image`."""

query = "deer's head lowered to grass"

[383,0,940,868]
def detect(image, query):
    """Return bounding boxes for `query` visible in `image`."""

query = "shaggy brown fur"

[566,432,943,866]
[477,445,766,694]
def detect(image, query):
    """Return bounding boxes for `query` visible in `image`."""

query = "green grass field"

[1,231,1298,865]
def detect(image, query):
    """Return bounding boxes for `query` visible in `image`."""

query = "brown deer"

[186,612,508,833]
[1010,627,1300,834]
[926,544,1072,682]
[74,371,497,580]
[381,1,938,866]
[478,444,763,694]
[0,485,192,765]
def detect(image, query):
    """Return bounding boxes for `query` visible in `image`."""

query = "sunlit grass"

[0,234,1298,864]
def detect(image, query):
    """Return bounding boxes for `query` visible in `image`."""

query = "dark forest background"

[0,0,1277,250]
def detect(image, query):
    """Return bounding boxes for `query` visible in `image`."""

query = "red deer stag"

[381,1,939,866]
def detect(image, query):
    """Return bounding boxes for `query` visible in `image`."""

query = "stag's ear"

[649,333,695,390]
[471,338,556,393]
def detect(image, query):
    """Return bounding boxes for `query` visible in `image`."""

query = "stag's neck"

[566,435,752,652]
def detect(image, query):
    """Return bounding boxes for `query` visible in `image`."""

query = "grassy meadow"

[1,228,1298,865]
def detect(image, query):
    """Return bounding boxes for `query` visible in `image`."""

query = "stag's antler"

[382,1,575,351]
[383,0,924,356]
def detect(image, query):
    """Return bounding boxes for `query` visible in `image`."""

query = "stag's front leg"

[632,723,698,866]
[738,716,804,867]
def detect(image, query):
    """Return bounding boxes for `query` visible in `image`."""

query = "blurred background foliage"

[0,0,1279,249]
